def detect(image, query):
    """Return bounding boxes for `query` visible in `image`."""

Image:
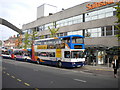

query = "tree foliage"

[30,29,39,41]
[23,32,31,49]
[30,28,39,48]
[0,40,2,46]
[48,22,60,37]
[16,34,22,49]
[40,35,45,39]
[114,2,120,41]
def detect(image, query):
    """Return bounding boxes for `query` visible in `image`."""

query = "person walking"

[112,55,119,78]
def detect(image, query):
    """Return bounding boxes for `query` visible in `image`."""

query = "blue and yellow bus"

[32,35,85,68]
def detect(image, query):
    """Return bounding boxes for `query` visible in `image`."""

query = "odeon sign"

[86,0,120,10]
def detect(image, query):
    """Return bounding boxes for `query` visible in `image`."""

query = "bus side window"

[64,51,70,58]
[49,52,55,57]
[56,44,60,49]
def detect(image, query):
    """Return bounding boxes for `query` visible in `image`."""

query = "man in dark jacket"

[112,55,119,78]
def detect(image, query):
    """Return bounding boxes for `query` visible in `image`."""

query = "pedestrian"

[112,55,119,78]
[92,53,96,66]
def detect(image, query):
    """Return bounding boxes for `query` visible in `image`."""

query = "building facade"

[22,0,119,48]
[22,1,119,65]
[3,35,21,49]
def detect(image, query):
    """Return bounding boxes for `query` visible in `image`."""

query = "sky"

[0,0,90,41]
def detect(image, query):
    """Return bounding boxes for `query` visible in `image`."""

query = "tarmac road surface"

[2,58,119,89]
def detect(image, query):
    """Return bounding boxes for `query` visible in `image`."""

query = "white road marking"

[74,79,87,83]
[79,71,93,75]
[11,76,15,79]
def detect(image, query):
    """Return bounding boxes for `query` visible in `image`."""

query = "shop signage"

[86,0,119,10]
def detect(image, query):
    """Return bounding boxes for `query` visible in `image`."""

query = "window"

[114,26,119,35]
[60,33,63,36]
[62,37,70,43]
[64,51,70,58]
[71,51,84,58]
[85,7,115,22]
[72,37,83,43]
[63,32,67,36]
[39,52,48,57]
[106,26,112,36]
[101,27,105,36]
[113,11,116,16]
[48,52,55,57]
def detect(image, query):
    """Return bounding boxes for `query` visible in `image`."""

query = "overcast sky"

[0,0,90,40]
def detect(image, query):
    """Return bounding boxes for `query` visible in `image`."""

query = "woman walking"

[112,55,119,78]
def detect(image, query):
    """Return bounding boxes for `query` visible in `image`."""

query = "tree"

[30,28,39,42]
[16,34,22,49]
[29,28,39,47]
[114,2,120,41]
[48,22,60,37]
[40,35,45,39]
[23,32,31,49]
[30,28,39,61]
[0,40,2,46]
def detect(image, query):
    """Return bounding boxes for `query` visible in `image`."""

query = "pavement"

[73,64,120,77]
[84,65,113,71]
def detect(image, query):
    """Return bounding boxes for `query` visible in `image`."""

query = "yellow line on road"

[24,83,30,87]
[95,69,113,71]
[35,88,39,90]
[3,71,6,74]
[17,79,22,82]
[11,76,15,79]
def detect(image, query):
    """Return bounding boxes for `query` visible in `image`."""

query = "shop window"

[106,26,112,36]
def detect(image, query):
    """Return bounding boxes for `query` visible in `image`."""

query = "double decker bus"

[32,35,85,68]
[1,49,11,59]
[11,49,31,61]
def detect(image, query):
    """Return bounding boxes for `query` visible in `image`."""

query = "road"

[2,58,119,89]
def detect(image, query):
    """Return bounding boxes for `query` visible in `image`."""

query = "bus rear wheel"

[24,58,27,62]
[14,57,16,60]
[58,61,62,68]
[37,59,40,64]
